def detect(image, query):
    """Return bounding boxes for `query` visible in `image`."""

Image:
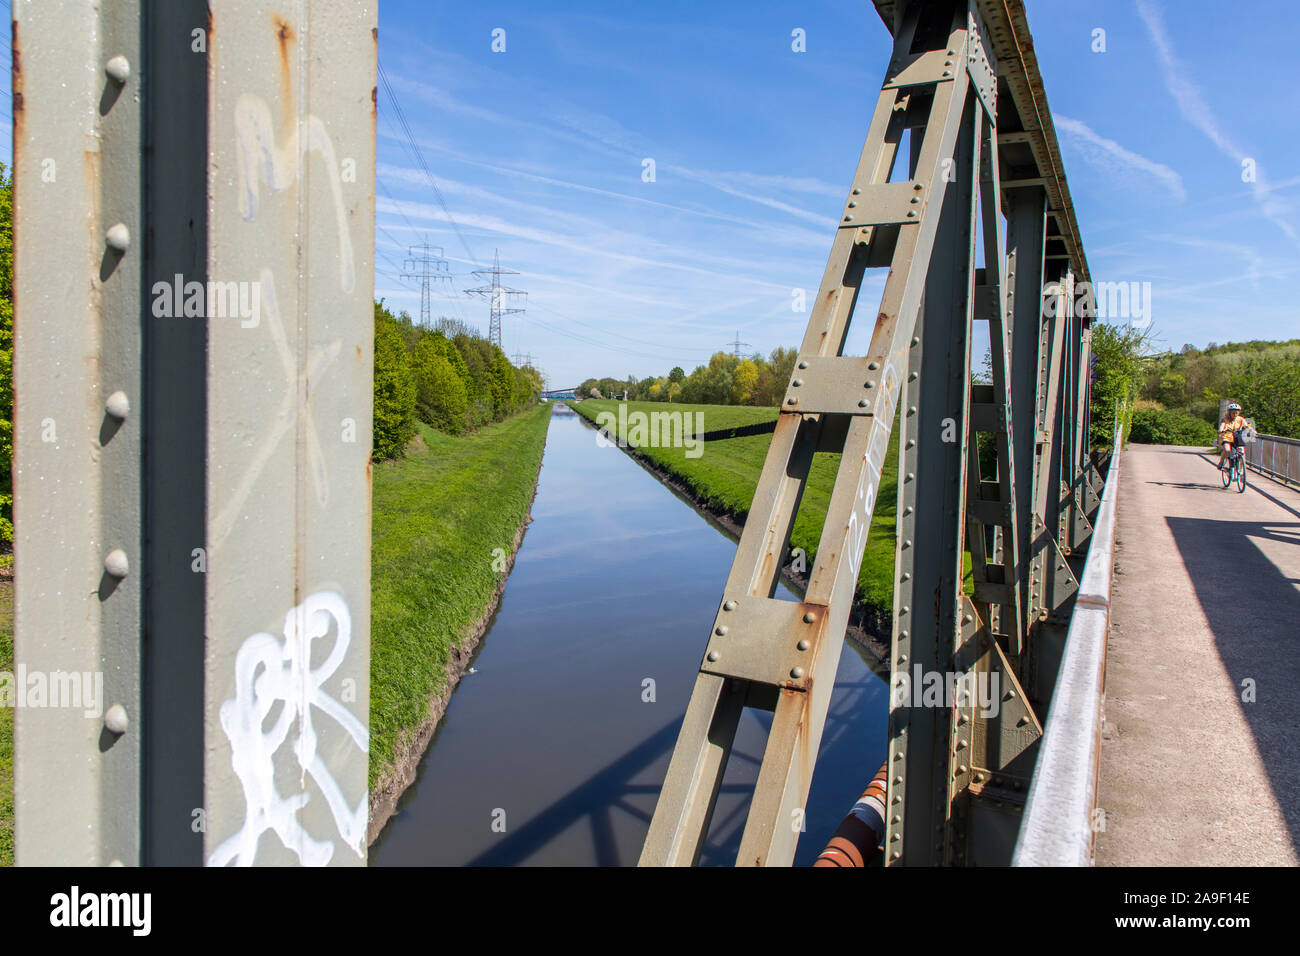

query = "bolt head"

[723,600,736,611]
[105,55,131,84]
[715,625,727,636]
[104,704,129,735]
[105,390,130,420]
[797,639,810,651]
[790,666,804,679]
[706,650,719,662]
[103,549,129,578]
[105,223,131,252]
[802,611,815,623]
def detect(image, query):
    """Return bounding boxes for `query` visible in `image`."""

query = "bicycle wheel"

[1221,456,1231,486]
[1236,456,1247,493]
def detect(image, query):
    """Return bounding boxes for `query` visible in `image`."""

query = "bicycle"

[1219,430,1251,493]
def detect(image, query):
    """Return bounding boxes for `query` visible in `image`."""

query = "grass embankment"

[0,579,10,865]
[572,400,900,614]
[370,405,550,792]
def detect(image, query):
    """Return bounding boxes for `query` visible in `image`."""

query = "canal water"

[370,406,889,866]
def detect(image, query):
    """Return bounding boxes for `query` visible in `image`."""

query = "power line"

[376,59,479,267]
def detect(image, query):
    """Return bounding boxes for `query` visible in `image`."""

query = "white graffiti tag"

[208,590,368,866]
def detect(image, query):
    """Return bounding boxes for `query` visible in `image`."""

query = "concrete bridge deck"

[1096,444,1300,866]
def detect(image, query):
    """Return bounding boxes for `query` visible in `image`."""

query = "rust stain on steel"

[10,19,21,128]
[274,15,296,122]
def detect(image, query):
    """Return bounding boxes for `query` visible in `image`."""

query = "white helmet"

[1227,402,1242,411]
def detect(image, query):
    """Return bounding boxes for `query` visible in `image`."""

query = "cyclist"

[1218,402,1255,471]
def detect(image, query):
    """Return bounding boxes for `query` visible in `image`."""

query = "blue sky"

[371,0,1299,387]
[3,1,1295,388]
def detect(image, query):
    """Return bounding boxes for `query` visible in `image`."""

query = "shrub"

[1129,407,1216,446]
[413,337,469,435]
[373,302,417,459]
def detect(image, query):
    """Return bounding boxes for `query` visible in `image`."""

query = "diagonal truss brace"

[640,0,983,868]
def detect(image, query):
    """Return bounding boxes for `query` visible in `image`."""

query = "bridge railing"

[1244,432,1300,490]
[1011,426,1123,867]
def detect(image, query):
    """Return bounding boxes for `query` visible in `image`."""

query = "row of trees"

[373,304,542,460]
[579,347,799,407]
[1090,327,1300,447]
[1139,340,1300,438]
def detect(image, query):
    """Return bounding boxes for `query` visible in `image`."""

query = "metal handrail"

[1011,426,1123,866]
[1244,432,1300,489]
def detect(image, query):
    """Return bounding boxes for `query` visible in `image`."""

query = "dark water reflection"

[370,408,888,866]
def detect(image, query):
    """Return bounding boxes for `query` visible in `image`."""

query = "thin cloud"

[1136,0,1299,249]
[1054,114,1186,202]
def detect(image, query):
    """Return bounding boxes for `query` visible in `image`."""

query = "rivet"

[906,439,915,449]
[906,472,914,481]
[906,210,917,218]
[962,613,972,624]
[957,764,968,774]
[902,539,912,549]
[897,654,907,664]
[958,714,969,725]
[104,704,129,735]
[790,666,804,679]
[843,215,852,222]
[848,201,857,208]
[715,625,727,636]
[910,196,919,204]
[901,572,910,581]
[105,55,131,84]
[103,549,129,578]
[792,378,803,387]
[900,605,909,615]
[723,600,736,611]
[864,380,875,388]
[903,506,913,515]
[797,639,810,651]
[797,360,808,369]
[852,188,861,195]
[786,397,798,405]
[105,390,130,420]
[891,850,901,859]
[868,361,879,370]
[858,399,869,408]
[908,371,919,381]
[105,223,131,253]
[899,630,908,639]
[913,183,923,191]
[802,611,815,623]
[707,650,720,662]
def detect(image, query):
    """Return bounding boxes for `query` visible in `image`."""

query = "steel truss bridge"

[12,0,1115,866]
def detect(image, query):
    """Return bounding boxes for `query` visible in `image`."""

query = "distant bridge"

[542,387,578,400]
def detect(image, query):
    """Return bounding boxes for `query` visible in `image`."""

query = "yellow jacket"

[1219,416,1254,442]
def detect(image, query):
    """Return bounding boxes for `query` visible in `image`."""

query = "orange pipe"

[813,761,887,867]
